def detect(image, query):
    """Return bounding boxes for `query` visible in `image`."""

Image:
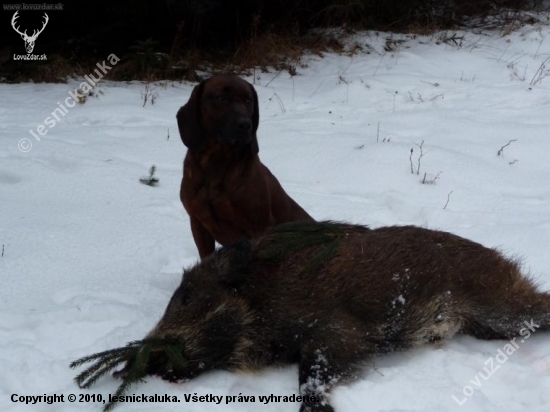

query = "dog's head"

[177,75,259,154]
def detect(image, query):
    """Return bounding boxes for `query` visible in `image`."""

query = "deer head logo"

[11,11,49,54]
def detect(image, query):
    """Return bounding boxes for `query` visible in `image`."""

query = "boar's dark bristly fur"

[122,221,550,412]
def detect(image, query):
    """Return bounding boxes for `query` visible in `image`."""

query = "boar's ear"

[217,239,252,288]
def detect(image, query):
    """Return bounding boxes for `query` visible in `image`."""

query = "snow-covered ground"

[2,15,550,412]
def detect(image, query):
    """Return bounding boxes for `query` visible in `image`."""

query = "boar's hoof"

[300,403,335,412]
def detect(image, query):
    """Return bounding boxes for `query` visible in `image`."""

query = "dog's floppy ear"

[249,82,260,155]
[177,80,207,151]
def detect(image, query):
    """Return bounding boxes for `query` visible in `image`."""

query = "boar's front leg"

[298,328,370,412]
[298,348,340,412]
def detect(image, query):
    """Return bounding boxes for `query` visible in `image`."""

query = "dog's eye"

[244,99,253,104]
[215,95,228,103]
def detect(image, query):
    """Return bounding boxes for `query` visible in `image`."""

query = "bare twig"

[443,191,454,210]
[265,69,283,87]
[415,140,425,175]
[309,79,325,98]
[376,121,380,143]
[141,83,158,107]
[534,38,544,60]
[139,165,159,187]
[345,82,349,103]
[372,362,384,377]
[409,148,414,174]
[141,85,149,107]
[497,139,518,156]
[497,44,510,62]
[373,55,385,77]
[338,75,349,103]
[422,171,441,184]
[268,93,286,114]
[420,80,440,87]
[529,57,549,86]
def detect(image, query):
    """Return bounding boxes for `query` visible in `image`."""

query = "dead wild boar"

[75,220,550,412]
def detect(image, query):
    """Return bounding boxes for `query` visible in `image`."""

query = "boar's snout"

[128,242,256,380]
[147,293,256,375]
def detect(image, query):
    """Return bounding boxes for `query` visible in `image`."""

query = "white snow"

[2,15,550,412]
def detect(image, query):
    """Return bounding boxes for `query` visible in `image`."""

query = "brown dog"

[177,75,313,258]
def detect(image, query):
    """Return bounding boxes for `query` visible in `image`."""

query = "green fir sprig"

[258,220,346,261]
[70,337,186,411]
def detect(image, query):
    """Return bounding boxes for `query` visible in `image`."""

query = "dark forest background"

[0,0,542,82]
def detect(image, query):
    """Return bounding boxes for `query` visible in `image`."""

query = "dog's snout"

[237,118,252,132]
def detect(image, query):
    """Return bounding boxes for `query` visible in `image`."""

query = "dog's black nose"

[237,118,252,132]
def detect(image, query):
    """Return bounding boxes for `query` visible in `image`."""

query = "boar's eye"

[180,289,192,305]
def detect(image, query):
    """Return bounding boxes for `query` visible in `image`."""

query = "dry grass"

[230,31,345,75]
[0,0,544,83]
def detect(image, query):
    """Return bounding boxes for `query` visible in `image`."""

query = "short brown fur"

[121,221,550,412]
[177,75,313,258]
